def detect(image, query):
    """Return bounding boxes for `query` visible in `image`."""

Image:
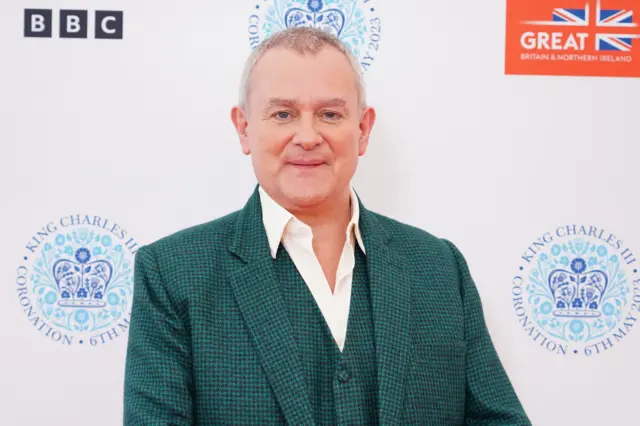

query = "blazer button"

[337,366,351,383]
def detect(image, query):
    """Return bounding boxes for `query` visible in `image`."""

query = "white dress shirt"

[258,186,366,352]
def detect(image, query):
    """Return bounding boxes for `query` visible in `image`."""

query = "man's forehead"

[254,44,347,67]
[249,47,358,103]
[253,47,350,77]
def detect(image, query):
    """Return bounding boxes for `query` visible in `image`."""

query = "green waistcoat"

[274,245,377,425]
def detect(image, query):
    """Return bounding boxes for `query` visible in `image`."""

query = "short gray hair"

[238,27,366,112]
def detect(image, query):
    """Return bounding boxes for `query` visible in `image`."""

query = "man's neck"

[290,189,353,294]
[291,190,352,233]
[261,185,355,293]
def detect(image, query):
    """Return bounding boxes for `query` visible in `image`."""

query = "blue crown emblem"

[548,257,608,318]
[52,248,113,308]
[284,0,346,37]
[257,0,376,67]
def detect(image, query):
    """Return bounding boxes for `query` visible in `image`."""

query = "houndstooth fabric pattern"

[123,186,531,425]
[274,243,378,425]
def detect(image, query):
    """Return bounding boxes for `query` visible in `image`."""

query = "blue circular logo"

[248,0,382,71]
[15,215,138,347]
[512,225,639,356]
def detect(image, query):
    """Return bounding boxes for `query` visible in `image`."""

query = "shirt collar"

[258,186,365,259]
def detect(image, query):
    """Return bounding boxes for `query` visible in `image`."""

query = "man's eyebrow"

[318,98,347,108]
[263,98,349,109]
[264,98,298,110]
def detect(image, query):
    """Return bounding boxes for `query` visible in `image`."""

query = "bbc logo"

[24,9,124,39]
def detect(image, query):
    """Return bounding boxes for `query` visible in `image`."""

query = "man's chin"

[278,184,333,209]
[285,192,329,208]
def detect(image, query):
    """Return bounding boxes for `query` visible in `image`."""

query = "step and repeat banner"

[1,0,638,425]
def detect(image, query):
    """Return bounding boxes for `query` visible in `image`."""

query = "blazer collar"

[358,199,412,425]
[229,185,411,425]
[227,186,315,424]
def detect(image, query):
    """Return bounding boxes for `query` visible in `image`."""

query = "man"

[123,27,530,425]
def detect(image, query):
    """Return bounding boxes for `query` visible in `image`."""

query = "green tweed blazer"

[123,187,531,425]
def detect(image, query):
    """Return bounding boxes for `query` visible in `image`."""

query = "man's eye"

[274,111,291,120]
[323,111,341,120]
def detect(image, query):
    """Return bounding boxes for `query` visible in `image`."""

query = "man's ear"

[231,106,251,155]
[358,106,376,156]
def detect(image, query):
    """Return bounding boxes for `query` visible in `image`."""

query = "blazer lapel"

[228,187,315,425]
[359,206,412,425]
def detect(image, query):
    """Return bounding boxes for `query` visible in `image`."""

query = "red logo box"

[506,0,640,77]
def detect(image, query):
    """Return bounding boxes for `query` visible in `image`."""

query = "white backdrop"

[1,0,639,424]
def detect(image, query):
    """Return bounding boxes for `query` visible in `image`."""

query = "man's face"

[232,46,375,210]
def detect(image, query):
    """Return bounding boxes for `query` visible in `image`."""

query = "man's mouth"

[288,159,326,167]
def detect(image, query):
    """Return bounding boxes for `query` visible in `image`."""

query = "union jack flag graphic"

[552,8,589,24]
[597,4,636,50]
[523,0,640,51]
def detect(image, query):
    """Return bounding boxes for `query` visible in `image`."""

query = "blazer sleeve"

[123,245,193,425]
[444,240,532,426]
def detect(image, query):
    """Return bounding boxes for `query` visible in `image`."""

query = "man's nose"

[292,113,322,149]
